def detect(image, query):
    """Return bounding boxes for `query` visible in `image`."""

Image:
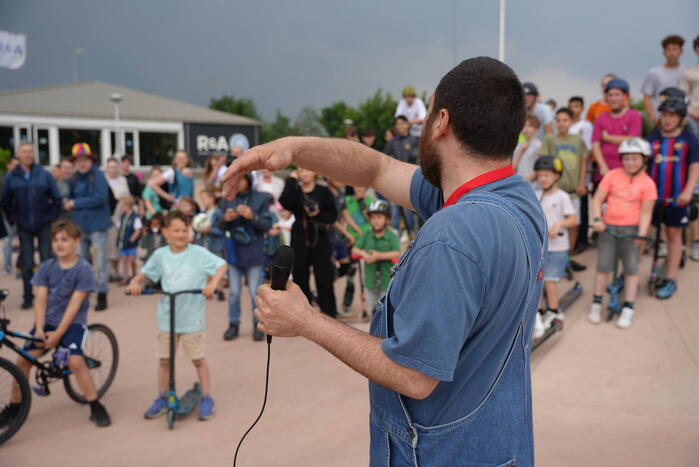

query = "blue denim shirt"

[69,166,113,233]
[368,169,545,466]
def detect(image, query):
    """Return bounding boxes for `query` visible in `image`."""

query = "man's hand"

[254,281,317,338]
[63,199,75,211]
[42,331,61,350]
[221,139,294,199]
[576,184,588,196]
[224,208,239,222]
[202,283,216,299]
[364,251,378,263]
[127,279,143,296]
[548,222,561,238]
[236,205,254,220]
[677,190,692,206]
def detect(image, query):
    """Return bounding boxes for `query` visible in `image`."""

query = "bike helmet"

[534,155,563,174]
[658,96,687,118]
[605,78,630,94]
[367,199,391,217]
[659,87,686,100]
[619,137,652,157]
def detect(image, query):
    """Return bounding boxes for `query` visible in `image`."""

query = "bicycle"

[0,289,118,445]
[127,288,203,430]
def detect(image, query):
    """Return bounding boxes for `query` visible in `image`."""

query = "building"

[0,80,262,167]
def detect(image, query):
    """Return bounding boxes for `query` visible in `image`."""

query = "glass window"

[59,128,101,160]
[139,132,176,166]
[0,126,13,158]
[110,131,135,157]
[36,129,50,166]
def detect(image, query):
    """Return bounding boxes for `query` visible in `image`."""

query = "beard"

[419,112,443,188]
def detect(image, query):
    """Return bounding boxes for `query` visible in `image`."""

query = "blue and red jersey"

[647,127,699,204]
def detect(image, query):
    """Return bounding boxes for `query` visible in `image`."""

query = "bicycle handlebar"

[126,289,202,296]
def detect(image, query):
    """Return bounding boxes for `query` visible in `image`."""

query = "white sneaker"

[533,313,545,339]
[617,307,634,329]
[543,310,563,329]
[658,242,668,258]
[691,241,699,262]
[588,302,602,324]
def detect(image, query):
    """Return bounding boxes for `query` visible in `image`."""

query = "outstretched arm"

[221,137,418,210]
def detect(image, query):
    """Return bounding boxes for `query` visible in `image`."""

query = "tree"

[320,101,359,138]
[354,89,397,147]
[209,95,262,121]
[262,111,299,143]
[294,106,328,137]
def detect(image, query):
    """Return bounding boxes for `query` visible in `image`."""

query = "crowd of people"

[0,33,698,428]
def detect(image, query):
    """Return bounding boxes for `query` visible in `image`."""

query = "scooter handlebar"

[126,289,203,296]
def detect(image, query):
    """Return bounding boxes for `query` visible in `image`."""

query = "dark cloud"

[1,0,697,119]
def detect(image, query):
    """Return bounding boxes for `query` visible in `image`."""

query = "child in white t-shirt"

[533,156,577,338]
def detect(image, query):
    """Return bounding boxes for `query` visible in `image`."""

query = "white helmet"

[619,137,651,157]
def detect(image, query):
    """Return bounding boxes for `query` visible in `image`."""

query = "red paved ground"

[1,248,698,466]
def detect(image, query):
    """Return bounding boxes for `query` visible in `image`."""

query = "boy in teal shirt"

[351,200,401,319]
[128,211,227,421]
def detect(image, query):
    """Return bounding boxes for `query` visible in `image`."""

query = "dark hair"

[555,107,573,118]
[394,115,409,124]
[545,99,557,107]
[662,35,684,49]
[432,57,525,160]
[568,96,584,106]
[120,155,133,164]
[178,196,199,212]
[343,126,358,139]
[525,113,541,129]
[51,219,82,239]
[164,210,192,227]
[361,128,375,138]
[199,188,215,199]
[694,35,699,50]
[148,212,165,228]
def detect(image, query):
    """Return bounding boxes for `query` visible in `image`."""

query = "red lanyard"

[442,165,515,209]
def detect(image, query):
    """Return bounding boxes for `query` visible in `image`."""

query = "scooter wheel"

[167,408,176,430]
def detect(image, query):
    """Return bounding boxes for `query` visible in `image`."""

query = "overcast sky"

[1,0,698,121]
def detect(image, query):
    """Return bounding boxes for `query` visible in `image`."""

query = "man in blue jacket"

[63,143,113,311]
[1,142,62,309]
[219,173,273,341]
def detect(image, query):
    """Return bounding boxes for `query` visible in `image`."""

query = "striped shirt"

[647,127,699,204]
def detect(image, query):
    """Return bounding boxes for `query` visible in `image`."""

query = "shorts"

[331,240,349,261]
[24,323,88,356]
[158,331,206,360]
[119,247,138,257]
[596,225,640,275]
[652,202,688,228]
[544,250,568,282]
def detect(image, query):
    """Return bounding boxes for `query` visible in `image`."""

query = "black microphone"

[267,245,294,343]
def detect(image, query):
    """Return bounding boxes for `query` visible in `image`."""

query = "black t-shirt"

[279,178,337,243]
[124,172,143,198]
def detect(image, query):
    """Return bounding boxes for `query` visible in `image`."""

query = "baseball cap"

[605,78,630,94]
[402,86,417,97]
[522,82,539,95]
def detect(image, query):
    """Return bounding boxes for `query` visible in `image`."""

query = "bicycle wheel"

[63,323,119,404]
[0,357,32,445]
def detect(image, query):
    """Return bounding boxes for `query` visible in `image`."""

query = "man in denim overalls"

[223,57,546,467]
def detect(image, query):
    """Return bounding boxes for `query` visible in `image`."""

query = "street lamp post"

[498,0,506,62]
[110,93,123,157]
[72,49,83,83]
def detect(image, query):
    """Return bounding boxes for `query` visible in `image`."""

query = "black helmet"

[659,87,686,100]
[367,199,391,217]
[658,96,687,118]
[534,155,563,174]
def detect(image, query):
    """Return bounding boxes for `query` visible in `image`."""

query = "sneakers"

[223,324,239,341]
[215,290,226,301]
[533,313,545,339]
[0,403,20,428]
[144,396,168,419]
[198,396,214,421]
[569,260,587,272]
[20,299,33,310]
[587,302,602,324]
[658,242,668,258]
[543,310,564,329]
[656,279,677,299]
[94,292,108,311]
[691,241,699,262]
[252,327,265,341]
[616,307,634,329]
[89,400,111,427]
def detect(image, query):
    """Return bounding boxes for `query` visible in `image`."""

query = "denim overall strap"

[368,190,545,467]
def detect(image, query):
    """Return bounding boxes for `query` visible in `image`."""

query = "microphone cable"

[233,340,271,466]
